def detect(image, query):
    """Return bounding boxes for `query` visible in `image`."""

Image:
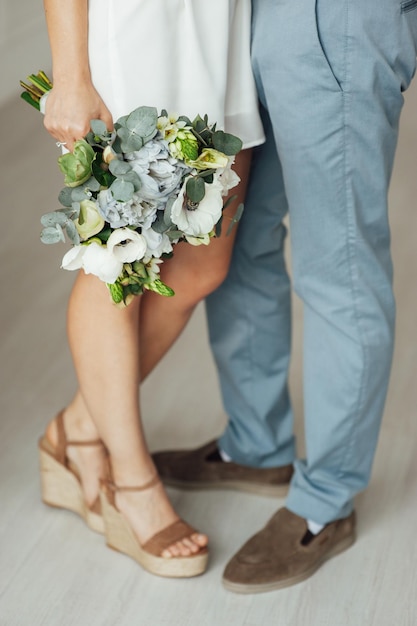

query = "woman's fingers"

[42,84,114,151]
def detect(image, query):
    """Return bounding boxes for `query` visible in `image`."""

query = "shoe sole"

[160,477,289,498]
[100,491,208,578]
[38,441,104,534]
[222,533,356,594]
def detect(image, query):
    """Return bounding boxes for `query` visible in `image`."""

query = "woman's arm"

[43,0,113,150]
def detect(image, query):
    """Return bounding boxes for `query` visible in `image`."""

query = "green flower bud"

[58,139,95,187]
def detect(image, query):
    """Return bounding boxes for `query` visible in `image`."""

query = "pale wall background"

[0,0,51,106]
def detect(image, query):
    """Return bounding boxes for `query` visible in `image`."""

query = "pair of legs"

[46,149,252,556]
[207,0,417,524]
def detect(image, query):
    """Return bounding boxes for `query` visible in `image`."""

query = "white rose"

[170,178,223,237]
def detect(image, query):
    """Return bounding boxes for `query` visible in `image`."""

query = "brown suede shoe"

[223,507,356,593]
[152,440,293,497]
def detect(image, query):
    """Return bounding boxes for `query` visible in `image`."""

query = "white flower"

[215,158,240,196]
[61,245,85,271]
[141,226,173,260]
[171,178,223,237]
[107,228,147,263]
[82,243,124,283]
[62,243,124,284]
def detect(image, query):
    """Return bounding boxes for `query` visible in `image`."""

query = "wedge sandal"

[38,410,105,534]
[100,476,208,578]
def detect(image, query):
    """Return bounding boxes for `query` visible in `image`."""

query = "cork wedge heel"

[38,411,105,534]
[100,476,208,578]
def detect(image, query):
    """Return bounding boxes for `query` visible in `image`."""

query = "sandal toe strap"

[142,519,199,556]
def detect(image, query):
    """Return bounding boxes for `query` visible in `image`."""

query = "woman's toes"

[191,532,208,547]
[182,537,200,554]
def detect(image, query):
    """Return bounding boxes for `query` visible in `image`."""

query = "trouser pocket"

[401,0,417,13]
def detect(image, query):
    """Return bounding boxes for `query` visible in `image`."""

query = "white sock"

[219,448,233,463]
[307,519,325,534]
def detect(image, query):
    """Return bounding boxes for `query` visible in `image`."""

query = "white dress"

[88,0,264,149]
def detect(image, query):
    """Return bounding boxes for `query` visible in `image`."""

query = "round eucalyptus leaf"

[117,127,144,152]
[109,179,135,202]
[58,187,73,207]
[40,226,65,244]
[83,176,101,192]
[90,119,107,136]
[71,187,89,202]
[186,176,205,203]
[212,130,243,156]
[109,159,132,176]
[40,211,69,227]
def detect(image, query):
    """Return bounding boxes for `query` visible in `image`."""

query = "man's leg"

[205,105,295,469]
[152,108,296,495]
[223,0,417,591]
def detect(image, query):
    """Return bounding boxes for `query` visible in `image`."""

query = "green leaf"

[91,159,115,187]
[186,177,205,203]
[94,228,112,243]
[117,127,144,152]
[226,202,245,236]
[20,91,40,110]
[212,131,243,156]
[215,215,223,237]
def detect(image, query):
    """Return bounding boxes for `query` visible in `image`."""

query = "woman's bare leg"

[48,271,206,556]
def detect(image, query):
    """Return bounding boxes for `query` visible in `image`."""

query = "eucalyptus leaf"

[215,215,223,238]
[226,202,245,236]
[40,226,65,244]
[65,220,80,244]
[151,212,169,233]
[40,211,69,227]
[166,230,184,241]
[126,106,158,140]
[58,187,73,207]
[71,187,90,202]
[109,160,132,176]
[109,179,135,202]
[90,119,107,136]
[186,177,205,203]
[82,176,101,192]
[163,197,176,226]
[212,131,243,156]
[117,127,144,152]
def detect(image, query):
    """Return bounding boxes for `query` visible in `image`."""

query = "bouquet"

[20,72,243,306]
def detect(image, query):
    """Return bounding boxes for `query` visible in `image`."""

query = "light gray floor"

[0,80,416,626]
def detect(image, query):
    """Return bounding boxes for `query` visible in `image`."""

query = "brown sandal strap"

[102,473,160,507]
[53,410,103,465]
[142,519,200,557]
[105,473,160,494]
